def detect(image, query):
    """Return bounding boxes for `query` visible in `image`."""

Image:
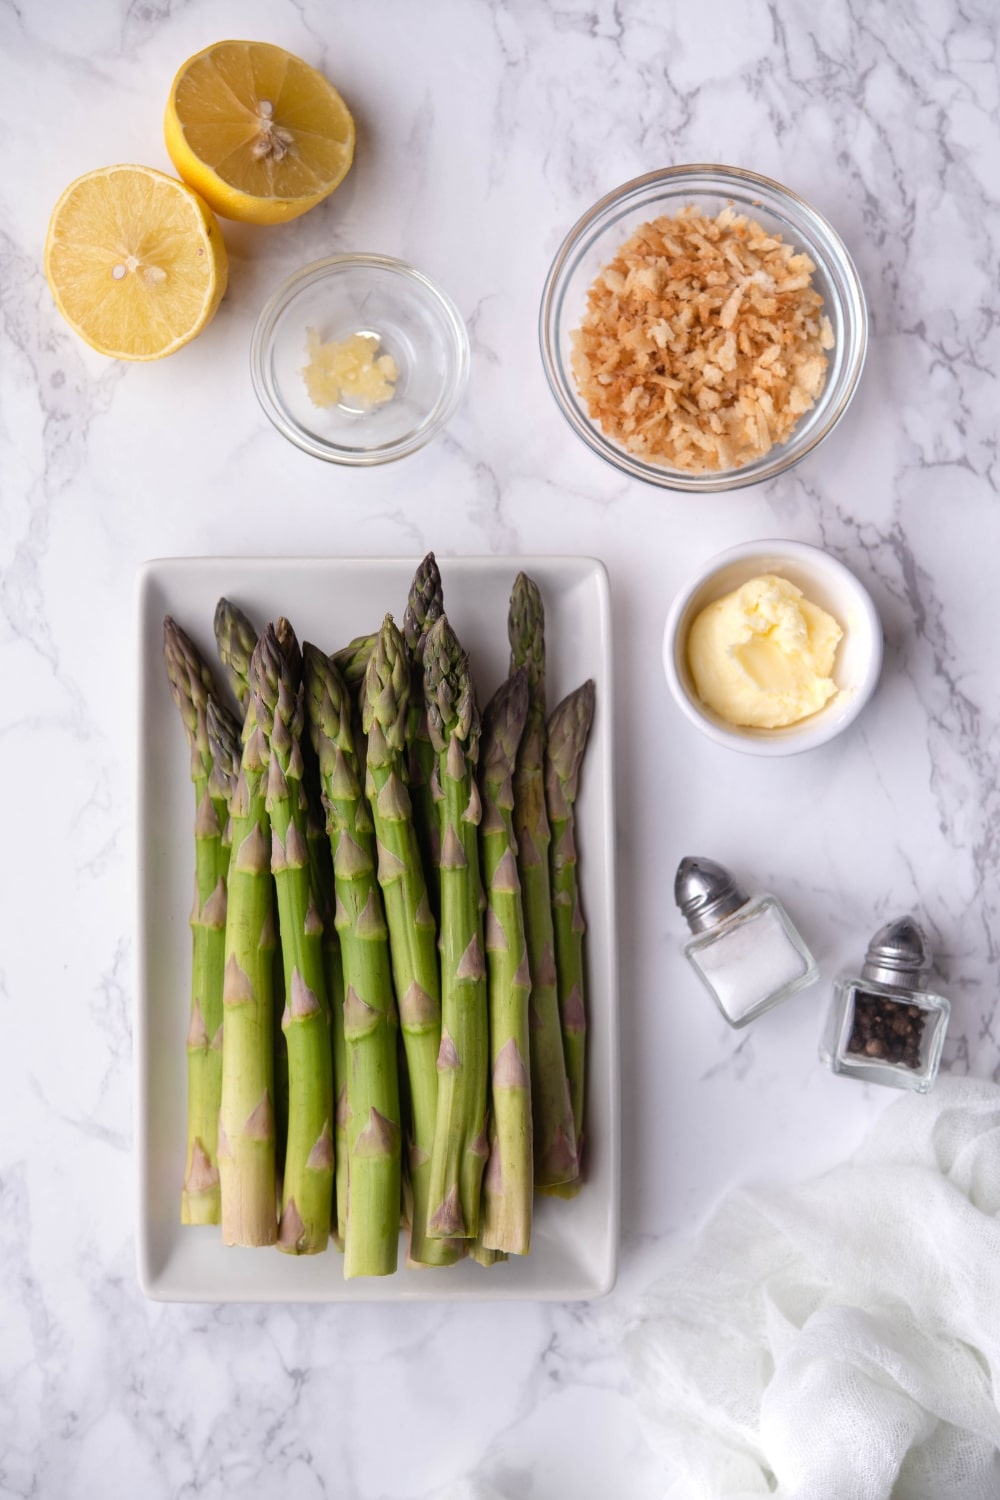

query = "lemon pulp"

[44,164,227,361]
[165,40,355,225]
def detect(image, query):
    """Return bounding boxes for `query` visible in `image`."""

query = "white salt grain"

[691,904,809,1023]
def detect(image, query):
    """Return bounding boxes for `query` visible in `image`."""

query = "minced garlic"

[302,329,398,410]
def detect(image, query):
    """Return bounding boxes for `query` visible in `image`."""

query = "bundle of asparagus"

[163,556,596,1275]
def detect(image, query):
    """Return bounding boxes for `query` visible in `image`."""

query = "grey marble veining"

[1,0,998,1495]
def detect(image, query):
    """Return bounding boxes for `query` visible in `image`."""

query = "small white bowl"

[662,540,883,756]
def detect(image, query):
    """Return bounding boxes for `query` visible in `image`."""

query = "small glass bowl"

[539,165,868,492]
[251,254,470,465]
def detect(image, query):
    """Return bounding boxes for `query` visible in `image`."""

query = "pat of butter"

[687,574,843,729]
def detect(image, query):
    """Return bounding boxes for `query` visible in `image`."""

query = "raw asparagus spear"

[311,819,347,1248]
[299,704,348,1248]
[479,669,534,1254]
[214,605,303,712]
[271,951,289,1199]
[304,644,401,1278]
[403,551,444,656]
[257,625,334,1254]
[275,615,302,686]
[508,574,579,1187]
[403,552,445,915]
[362,616,460,1268]
[545,680,596,1183]
[164,618,230,1227]
[216,606,307,1193]
[218,635,278,1247]
[470,1240,508,1267]
[424,615,489,1238]
[213,597,258,716]
[332,633,376,690]
[275,615,322,1200]
[203,695,248,1204]
[332,632,374,769]
[213,596,291,1182]
[207,695,241,824]
[276,612,343,1221]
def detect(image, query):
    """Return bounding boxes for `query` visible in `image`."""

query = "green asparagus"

[402,551,444,655]
[424,615,489,1238]
[256,626,335,1254]
[304,644,402,1277]
[362,616,461,1267]
[470,1241,508,1267]
[300,711,348,1248]
[332,633,376,690]
[479,669,534,1254]
[213,597,258,716]
[403,553,445,917]
[275,615,302,685]
[508,574,579,1187]
[545,679,595,1186]
[164,617,230,1227]
[277,612,344,1227]
[207,695,241,817]
[218,634,278,1247]
[213,594,291,1178]
[331,632,374,772]
[171,557,595,1268]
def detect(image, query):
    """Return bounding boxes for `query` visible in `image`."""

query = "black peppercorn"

[848,992,926,1068]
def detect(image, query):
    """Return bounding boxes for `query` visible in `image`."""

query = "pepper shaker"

[819,916,950,1092]
[675,856,818,1028]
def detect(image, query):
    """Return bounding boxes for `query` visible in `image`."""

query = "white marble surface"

[1,0,998,1494]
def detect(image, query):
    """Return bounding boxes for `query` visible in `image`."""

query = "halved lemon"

[164,40,355,226]
[44,165,228,361]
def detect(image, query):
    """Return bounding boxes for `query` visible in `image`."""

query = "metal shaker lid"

[861,915,932,989]
[675,856,750,934]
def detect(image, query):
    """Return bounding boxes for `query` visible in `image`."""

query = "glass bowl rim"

[538,163,869,493]
[250,252,471,467]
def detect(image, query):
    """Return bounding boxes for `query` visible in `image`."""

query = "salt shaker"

[819,916,950,1092]
[675,856,818,1028]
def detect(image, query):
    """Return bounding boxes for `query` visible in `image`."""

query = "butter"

[687,574,843,729]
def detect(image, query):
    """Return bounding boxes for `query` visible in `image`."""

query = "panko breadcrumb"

[570,206,835,474]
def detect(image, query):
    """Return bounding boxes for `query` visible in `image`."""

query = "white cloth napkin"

[625,1076,1000,1500]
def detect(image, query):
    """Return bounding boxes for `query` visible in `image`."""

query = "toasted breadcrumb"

[570,206,835,473]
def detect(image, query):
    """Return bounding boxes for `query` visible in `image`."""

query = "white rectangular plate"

[136,556,619,1301]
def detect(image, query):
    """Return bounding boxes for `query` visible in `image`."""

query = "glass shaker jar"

[675,856,818,1028]
[820,916,950,1092]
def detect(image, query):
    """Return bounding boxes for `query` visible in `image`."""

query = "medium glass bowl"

[251,254,470,465]
[539,165,868,492]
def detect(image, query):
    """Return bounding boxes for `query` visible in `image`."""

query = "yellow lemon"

[164,40,355,225]
[44,164,228,361]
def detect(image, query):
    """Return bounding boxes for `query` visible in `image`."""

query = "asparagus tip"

[507,574,545,698]
[423,614,479,752]
[403,551,444,654]
[546,678,596,804]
